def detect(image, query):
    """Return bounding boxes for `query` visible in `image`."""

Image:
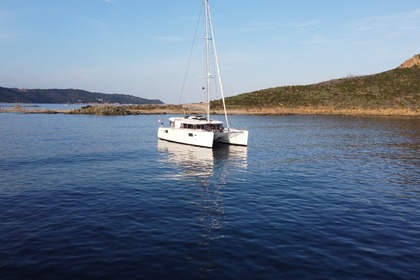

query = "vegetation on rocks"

[70,105,131,115]
[211,56,420,114]
[69,104,185,115]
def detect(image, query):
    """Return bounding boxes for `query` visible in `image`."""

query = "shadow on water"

[156,140,247,277]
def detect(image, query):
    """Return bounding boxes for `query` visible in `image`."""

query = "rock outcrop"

[399,54,420,68]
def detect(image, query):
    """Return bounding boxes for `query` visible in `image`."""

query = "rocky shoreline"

[0,104,418,116]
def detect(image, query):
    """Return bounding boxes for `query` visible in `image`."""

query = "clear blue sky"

[1,0,419,104]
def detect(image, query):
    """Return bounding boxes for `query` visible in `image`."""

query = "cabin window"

[181,123,194,129]
[188,133,193,137]
[165,130,168,133]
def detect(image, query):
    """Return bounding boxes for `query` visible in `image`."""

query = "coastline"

[0,104,418,117]
[222,107,420,117]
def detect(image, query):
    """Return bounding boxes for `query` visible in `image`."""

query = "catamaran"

[158,0,248,148]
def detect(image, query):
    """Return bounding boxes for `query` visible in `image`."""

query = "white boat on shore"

[158,0,248,148]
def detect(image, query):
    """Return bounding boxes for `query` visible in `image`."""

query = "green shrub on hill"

[212,64,420,111]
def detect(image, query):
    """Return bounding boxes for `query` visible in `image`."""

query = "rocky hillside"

[0,87,163,105]
[212,54,420,112]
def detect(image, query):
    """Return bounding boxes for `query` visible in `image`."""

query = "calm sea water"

[1,111,419,279]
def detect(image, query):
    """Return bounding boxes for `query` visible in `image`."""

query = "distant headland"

[1,54,419,116]
[0,87,163,105]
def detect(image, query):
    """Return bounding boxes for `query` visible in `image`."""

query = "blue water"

[1,112,419,279]
[0,103,86,110]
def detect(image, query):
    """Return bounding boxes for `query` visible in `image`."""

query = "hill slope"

[212,55,420,112]
[0,87,163,105]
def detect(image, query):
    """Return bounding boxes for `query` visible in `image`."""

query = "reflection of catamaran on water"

[157,140,248,178]
[158,0,248,148]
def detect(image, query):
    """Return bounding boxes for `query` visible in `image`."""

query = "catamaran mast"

[204,0,211,121]
[205,0,230,128]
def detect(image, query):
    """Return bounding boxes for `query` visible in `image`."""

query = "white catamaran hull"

[217,129,249,146]
[158,127,215,148]
[158,127,247,148]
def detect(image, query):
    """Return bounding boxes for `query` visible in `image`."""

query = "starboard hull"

[217,129,249,146]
